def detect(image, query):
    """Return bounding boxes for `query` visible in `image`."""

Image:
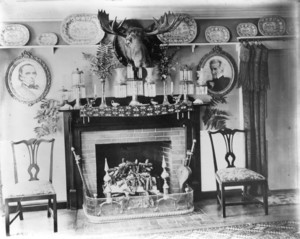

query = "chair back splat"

[11,138,54,183]
[209,128,245,170]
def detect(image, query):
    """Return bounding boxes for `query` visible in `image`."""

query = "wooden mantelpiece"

[61,97,203,209]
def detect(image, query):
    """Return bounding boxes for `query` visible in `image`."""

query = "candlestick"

[162,80,170,105]
[99,80,107,108]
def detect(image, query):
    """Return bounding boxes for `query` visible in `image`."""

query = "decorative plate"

[157,14,197,44]
[285,19,296,35]
[236,23,258,37]
[61,14,105,45]
[205,26,230,43]
[258,15,286,36]
[0,24,30,46]
[37,32,58,45]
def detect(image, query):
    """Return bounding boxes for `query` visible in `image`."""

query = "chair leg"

[53,195,57,233]
[263,181,268,215]
[216,182,220,205]
[5,200,10,236]
[18,201,23,220]
[241,185,247,201]
[221,185,226,218]
[47,199,51,218]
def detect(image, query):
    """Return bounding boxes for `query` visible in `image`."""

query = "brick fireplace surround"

[62,103,202,209]
[82,127,186,196]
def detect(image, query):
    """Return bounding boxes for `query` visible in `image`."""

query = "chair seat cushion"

[216,167,265,183]
[3,180,55,198]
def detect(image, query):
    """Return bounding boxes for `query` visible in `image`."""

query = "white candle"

[180,70,184,81]
[72,73,80,86]
[171,81,174,94]
[184,69,188,81]
[197,68,204,85]
[127,66,133,79]
[138,67,142,78]
[94,84,97,97]
[188,70,193,81]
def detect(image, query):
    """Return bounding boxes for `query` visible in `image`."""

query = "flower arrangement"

[158,45,180,81]
[82,41,120,81]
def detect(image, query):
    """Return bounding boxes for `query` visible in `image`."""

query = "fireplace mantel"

[61,103,203,209]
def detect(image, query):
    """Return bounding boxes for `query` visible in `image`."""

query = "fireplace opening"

[95,141,171,197]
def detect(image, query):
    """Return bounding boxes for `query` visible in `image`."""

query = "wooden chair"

[208,128,268,218]
[3,138,57,236]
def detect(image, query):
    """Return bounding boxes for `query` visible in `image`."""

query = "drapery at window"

[237,42,270,195]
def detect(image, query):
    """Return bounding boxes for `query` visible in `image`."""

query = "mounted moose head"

[97,10,181,71]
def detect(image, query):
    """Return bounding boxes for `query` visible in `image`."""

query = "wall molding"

[0,1,296,22]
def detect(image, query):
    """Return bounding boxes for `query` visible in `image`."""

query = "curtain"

[238,42,270,195]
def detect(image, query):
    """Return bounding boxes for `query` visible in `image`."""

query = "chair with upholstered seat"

[208,128,268,218]
[3,138,57,236]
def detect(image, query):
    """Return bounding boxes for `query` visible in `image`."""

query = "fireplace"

[81,127,186,198]
[62,102,202,209]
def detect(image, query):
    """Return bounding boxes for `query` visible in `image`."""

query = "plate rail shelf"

[0,35,296,53]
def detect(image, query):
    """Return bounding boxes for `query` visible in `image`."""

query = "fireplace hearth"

[61,102,202,209]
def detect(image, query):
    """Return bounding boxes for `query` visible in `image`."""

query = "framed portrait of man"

[198,46,237,97]
[5,51,51,106]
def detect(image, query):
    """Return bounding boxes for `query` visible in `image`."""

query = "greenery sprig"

[82,41,120,81]
[159,45,180,81]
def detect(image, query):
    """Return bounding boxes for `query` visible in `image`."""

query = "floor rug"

[133,220,300,239]
[265,191,299,206]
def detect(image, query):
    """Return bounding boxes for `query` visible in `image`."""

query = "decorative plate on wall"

[157,14,197,44]
[236,23,258,37]
[285,19,296,35]
[205,26,230,43]
[61,14,105,45]
[0,24,30,46]
[37,32,58,45]
[258,15,286,36]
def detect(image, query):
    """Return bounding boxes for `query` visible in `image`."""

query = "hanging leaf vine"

[203,95,230,130]
[34,99,60,138]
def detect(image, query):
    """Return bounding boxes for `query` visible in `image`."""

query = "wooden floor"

[1,197,299,238]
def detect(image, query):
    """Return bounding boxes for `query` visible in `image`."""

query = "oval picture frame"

[198,46,237,97]
[5,51,51,106]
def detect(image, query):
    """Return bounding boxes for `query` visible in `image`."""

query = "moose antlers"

[97,10,182,37]
[146,12,182,36]
[97,10,127,37]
